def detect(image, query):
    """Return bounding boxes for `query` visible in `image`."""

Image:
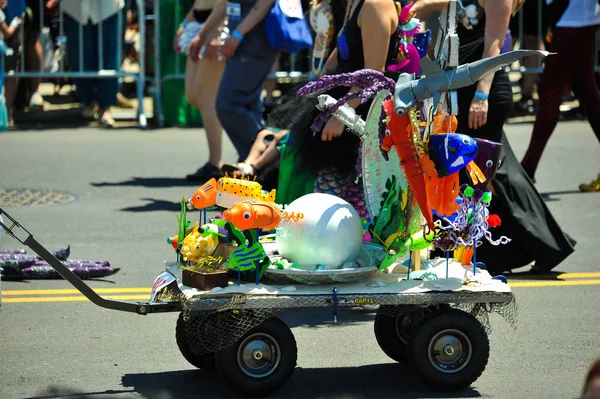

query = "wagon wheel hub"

[237,333,281,378]
[428,329,472,374]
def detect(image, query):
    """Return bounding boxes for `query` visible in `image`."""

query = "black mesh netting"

[161,287,518,356]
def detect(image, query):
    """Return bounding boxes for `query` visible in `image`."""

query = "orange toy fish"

[380,100,436,231]
[223,201,282,230]
[187,178,218,210]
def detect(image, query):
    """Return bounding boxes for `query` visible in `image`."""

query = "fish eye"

[486,160,493,167]
[196,196,201,199]
[243,211,251,219]
[462,138,470,144]
[385,129,391,136]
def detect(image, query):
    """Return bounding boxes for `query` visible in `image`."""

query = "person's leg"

[185,56,225,169]
[521,27,574,179]
[24,2,43,107]
[216,51,278,162]
[96,14,121,125]
[3,35,20,126]
[571,25,600,192]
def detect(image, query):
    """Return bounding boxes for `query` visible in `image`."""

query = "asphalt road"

[0,120,598,399]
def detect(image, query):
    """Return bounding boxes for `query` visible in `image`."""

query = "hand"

[201,43,223,60]
[221,36,241,59]
[173,25,184,53]
[468,97,488,129]
[321,116,345,141]
[46,0,61,9]
[188,34,207,62]
[12,17,21,26]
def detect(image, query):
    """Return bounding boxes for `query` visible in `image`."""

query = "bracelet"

[231,29,244,40]
[474,91,489,100]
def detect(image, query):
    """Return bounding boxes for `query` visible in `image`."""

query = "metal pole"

[39,0,44,72]
[59,2,65,72]
[175,0,181,74]
[137,0,147,128]
[154,0,164,127]
[78,21,84,72]
[98,18,104,70]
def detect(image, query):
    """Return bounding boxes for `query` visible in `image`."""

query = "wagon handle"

[0,208,181,315]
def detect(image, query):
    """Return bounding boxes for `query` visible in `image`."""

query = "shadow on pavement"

[120,198,181,213]
[25,386,131,398]
[91,177,194,189]
[119,364,483,399]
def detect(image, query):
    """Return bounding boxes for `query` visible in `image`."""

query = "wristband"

[474,91,489,100]
[231,29,244,40]
[10,19,19,28]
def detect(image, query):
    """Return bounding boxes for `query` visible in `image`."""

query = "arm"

[323,48,338,74]
[220,0,276,59]
[0,17,21,38]
[410,0,450,21]
[321,0,396,140]
[189,0,228,61]
[174,5,200,52]
[234,0,276,37]
[468,0,512,129]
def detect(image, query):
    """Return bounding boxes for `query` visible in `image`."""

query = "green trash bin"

[156,0,203,127]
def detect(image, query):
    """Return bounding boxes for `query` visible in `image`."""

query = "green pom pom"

[482,191,492,203]
[464,186,474,197]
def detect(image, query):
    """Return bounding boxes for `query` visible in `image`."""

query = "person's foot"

[186,162,224,182]
[521,164,537,183]
[579,173,600,192]
[99,111,116,128]
[82,104,98,119]
[28,92,44,110]
[513,94,536,116]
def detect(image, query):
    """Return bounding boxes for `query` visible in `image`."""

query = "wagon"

[0,208,517,397]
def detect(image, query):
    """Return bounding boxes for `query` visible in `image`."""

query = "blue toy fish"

[428,134,478,177]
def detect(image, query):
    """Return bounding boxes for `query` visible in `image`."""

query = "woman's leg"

[184,56,225,180]
[243,129,275,165]
[521,27,575,179]
[96,13,121,125]
[571,25,600,143]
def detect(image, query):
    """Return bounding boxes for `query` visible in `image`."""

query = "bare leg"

[4,78,17,126]
[244,129,274,165]
[249,130,288,170]
[521,34,544,98]
[251,140,281,171]
[25,31,42,101]
[185,56,225,167]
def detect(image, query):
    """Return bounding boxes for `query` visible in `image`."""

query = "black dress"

[455,1,575,273]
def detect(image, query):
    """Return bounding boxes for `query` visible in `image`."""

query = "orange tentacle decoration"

[380,100,435,231]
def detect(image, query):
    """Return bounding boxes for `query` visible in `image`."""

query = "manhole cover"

[0,188,78,207]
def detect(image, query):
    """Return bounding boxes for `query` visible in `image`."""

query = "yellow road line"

[2,294,150,303]
[510,279,600,288]
[2,288,150,296]
[556,272,600,279]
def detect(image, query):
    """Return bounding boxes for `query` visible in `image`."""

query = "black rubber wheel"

[408,309,490,390]
[175,313,217,372]
[215,317,297,397]
[374,305,449,364]
[374,306,416,363]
